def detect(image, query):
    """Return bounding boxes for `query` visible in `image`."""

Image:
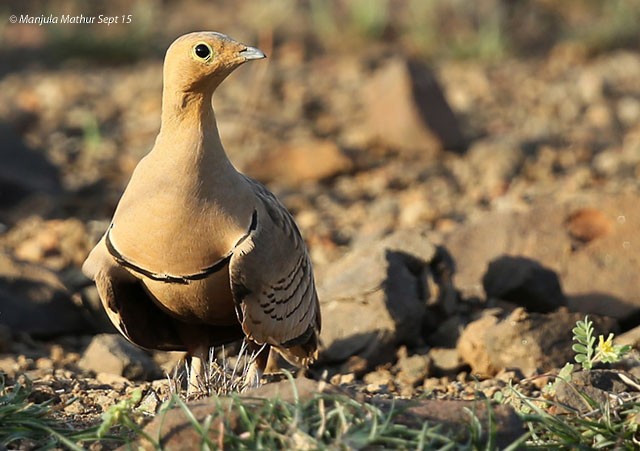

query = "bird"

[82,31,321,393]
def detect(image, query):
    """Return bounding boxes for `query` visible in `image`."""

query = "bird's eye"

[192,43,213,62]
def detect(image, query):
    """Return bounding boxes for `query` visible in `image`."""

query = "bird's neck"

[156,88,230,168]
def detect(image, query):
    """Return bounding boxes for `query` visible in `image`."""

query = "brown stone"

[362,57,466,155]
[565,207,614,243]
[244,139,352,186]
[428,347,465,376]
[457,308,617,377]
[456,313,500,377]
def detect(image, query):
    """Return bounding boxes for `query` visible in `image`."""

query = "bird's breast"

[109,196,251,275]
[141,268,238,326]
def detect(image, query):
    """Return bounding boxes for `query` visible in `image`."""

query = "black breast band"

[105,209,258,285]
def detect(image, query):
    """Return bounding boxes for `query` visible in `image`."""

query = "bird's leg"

[186,344,208,397]
[264,348,281,374]
[244,342,272,388]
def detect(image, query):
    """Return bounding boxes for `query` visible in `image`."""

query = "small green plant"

[97,388,145,439]
[542,362,574,398]
[572,315,631,370]
[543,315,632,397]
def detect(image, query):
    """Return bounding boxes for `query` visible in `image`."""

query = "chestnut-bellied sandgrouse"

[83,32,321,392]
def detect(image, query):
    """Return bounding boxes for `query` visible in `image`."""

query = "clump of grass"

[0,374,118,450]
[169,341,262,399]
[502,381,640,449]
[140,373,497,450]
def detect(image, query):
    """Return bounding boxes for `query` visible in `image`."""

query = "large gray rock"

[0,252,91,336]
[445,193,640,319]
[0,122,60,223]
[78,333,161,381]
[381,398,523,449]
[318,230,456,367]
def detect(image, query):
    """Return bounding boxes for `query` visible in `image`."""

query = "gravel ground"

[1,0,639,441]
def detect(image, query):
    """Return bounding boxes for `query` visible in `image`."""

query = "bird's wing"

[85,239,186,351]
[229,178,321,363]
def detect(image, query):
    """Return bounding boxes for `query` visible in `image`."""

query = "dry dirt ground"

[1,0,640,446]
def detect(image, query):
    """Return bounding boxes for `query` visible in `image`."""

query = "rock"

[7,217,91,270]
[78,334,161,381]
[565,207,614,243]
[457,308,617,377]
[137,388,163,415]
[456,313,500,377]
[617,97,640,128]
[585,103,613,129]
[458,137,525,201]
[95,372,131,387]
[363,367,395,393]
[245,377,342,401]
[244,138,352,186]
[0,122,61,223]
[554,369,640,414]
[425,315,464,348]
[0,252,92,336]
[482,256,566,313]
[428,347,465,377]
[445,193,640,319]
[395,351,432,388]
[592,145,640,178]
[362,57,466,155]
[616,323,640,348]
[318,230,455,367]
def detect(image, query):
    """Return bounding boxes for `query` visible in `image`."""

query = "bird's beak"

[240,46,266,61]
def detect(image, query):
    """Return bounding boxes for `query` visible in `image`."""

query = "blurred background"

[0,0,640,392]
[1,0,639,242]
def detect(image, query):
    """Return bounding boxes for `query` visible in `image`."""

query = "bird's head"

[163,31,266,94]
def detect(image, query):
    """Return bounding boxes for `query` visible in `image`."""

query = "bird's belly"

[141,269,238,326]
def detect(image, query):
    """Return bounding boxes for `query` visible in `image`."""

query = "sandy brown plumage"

[83,32,321,391]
